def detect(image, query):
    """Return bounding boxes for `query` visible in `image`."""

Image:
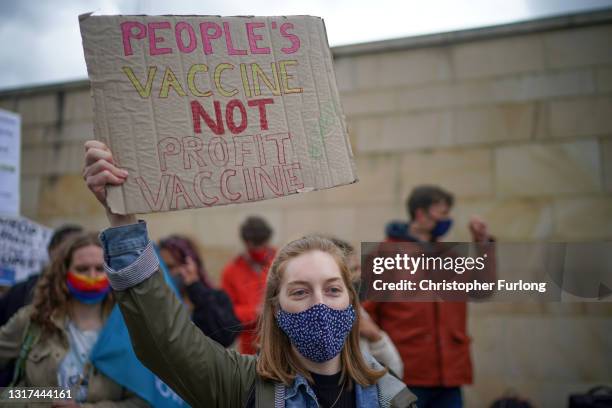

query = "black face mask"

[431,218,453,238]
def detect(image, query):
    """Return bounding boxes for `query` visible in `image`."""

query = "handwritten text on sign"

[81,16,355,214]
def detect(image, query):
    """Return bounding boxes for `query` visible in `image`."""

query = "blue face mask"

[431,219,453,238]
[276,303,356,363]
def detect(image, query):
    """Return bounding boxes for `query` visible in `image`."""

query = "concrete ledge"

[0,79,89,98]
[332,8,612,57]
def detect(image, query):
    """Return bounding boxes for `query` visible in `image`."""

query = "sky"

[1,0,612,90]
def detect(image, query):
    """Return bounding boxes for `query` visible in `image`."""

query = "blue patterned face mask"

[276,303,356,363]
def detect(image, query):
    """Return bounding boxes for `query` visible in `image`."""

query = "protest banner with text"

[79,14,356,214]
[0,216,51,285]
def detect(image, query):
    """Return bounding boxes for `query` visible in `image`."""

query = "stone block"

[283,206,356,243]
[200,246,239,283]
[449,197,554,241]
[341,69,597,120]
[141,211,198,242]
[317,154,399,205]
[470,316,612,384]
[548,317,612,381]
[45,142,85,175]
[353,54,382,91]
[394,80,500,111]
[35,125,62,147]
[37,174,102,218]
[544,26,612,69]
[491,69,595,102]
[20,176,40,219]
[189,206,244,250]
[549,96,612,138]
[452,34,544,79]
[604,139,612,193]
[64,89,94,122]
[16,94,58,125]
[395,83,454,112]
[333,57,356,93]
[542,303,587,317]
[468,316,507,386]
[0,98,17,112]
[41,214,109,235]
[533,101,550,139]
[21,147,47,176]
[454,103,535,145]
[495,141,602,196]
[391,68,594,116]
[21,125,46,147]
[341,89,397,116]
[582,303,612,316]
[488,198,555,240]
[596,66,612,93]
[22,142,85,176]
[399,148,494,199]
[377,48,451,88]
[449,70,594,106]
[354,203,404,243]
[59,122,95,143]
[355,111,453,153]
[348,49,450,90]
[553,197,612,240]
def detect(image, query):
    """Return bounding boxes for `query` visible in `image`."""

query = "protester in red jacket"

[364,185,495,408]
[221,216,276,354]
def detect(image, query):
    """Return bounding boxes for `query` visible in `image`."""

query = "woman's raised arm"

[82,141,257,407]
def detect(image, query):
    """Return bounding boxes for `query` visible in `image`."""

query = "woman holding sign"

[82,140,417,408]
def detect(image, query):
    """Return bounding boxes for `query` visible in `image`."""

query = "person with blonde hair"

[0,232,147,407]
[82,139,417,407]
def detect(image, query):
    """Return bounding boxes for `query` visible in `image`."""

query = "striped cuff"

[103,241,159,291]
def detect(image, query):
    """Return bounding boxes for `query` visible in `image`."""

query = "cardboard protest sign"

[79,14,357,214]
[0,216,52,285]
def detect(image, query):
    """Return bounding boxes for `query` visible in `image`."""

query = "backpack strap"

[9,321,41,387]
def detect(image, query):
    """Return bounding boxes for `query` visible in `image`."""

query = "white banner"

[0,216,52,285]
[0,108,21,217]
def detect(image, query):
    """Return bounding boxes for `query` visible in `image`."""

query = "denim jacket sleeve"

[99,221,257,407]
[99,221,159,291]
